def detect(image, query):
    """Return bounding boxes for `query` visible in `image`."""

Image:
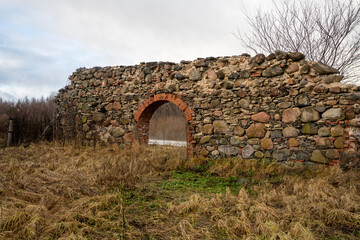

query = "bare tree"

[237,0,360,84]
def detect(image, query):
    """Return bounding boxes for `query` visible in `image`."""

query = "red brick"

[134,93,193,156]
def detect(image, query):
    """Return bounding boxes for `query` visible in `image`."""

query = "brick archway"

[134,93,193,156]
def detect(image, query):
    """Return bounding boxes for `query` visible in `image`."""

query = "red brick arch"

[134,93,193,156]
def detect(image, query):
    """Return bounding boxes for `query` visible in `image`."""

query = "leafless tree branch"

[237,0,360,84]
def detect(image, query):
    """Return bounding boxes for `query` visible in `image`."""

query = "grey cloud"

[10,0,247,63]
[0,46,64,85]
[0,90,17,101]
[0,0,264,99]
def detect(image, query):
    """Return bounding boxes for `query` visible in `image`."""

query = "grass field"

[0,143,359,239]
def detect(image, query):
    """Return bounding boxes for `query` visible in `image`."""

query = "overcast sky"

[0,0,272,100]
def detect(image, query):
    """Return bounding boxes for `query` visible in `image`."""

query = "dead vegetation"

[0,97,55,147]
[0,143,359,239]
[171,159,360,239]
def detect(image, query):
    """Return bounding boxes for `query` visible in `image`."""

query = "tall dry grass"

[0,142,186,239]
[0,143,359,239]
[170,159,360,239]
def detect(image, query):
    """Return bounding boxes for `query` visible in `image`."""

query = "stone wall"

[56,51,360,165]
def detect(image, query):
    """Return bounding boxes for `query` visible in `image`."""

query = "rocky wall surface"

[56,51,360,165]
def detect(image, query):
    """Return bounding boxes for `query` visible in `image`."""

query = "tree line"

[0,97,56,146]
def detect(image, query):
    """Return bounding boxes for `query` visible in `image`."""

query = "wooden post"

[93,132,96,150]
[6,118,14,147]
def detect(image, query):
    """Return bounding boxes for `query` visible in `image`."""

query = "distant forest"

[0,97,55,146]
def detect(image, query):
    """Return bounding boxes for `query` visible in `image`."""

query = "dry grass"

[0,142,186,239]
[169,173,359,239]
[0,143,359,239]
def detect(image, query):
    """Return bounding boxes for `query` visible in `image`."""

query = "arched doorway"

[134,94,193,156]
[149,102,187,145]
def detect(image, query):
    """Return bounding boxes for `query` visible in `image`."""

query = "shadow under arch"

[134,93,193,156]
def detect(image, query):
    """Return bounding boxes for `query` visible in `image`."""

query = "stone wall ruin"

[56,51,360,165]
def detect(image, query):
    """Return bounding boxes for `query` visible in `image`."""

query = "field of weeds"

[0,143,359,239]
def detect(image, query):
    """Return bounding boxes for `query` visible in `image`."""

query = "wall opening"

[149,102,186,146]
[134,94,193,156]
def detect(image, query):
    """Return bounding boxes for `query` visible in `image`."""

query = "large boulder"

[282,127,298,138]
[310,150,328,164]
[189,70,202,80]
[251,112,270,123]
[246,123,266,138]
[301,107,320,122]
[242,145,254,158]
[322,108,344,121]
[110,127,125,137]
[312,63,339,75]
[282,108,301,123]
[262,65,284,77]
[286,63,299,74]
[294,94,310,107]
[334,137,344,149]
[251,54,266,64]
[199,136,211,144]
[218,145,239,156]
[213,120,229,134]
[233,126,245,136]
[272,149,290,161]
[331,125,344,137]
[201,124,213,135]
[260,138,274,150]
[230,136,242,146]
[92,112,105,123]
[288,52,305,61]
[318,127,330,137]
[301,123,318,135]
[288,138,300,147]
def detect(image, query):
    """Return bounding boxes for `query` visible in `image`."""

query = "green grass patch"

[161,169,241,193]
